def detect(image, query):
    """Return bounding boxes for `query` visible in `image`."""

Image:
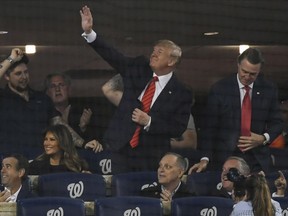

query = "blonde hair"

[155,40,182,66]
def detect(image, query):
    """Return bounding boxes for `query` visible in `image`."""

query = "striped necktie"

[130,76,158,148]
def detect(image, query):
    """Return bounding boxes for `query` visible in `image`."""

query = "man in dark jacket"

[0,154,34,202]
[80,6,192,172]
[141,152,193,201]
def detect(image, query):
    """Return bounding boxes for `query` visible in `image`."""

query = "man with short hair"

[214,156,286,198]
[45,73,103,142]
[216,156,250,198]
[190,48,283,173]
[0,154,34,202]
[141,152,193,201]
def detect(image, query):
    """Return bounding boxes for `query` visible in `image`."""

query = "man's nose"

[20,72,28,79]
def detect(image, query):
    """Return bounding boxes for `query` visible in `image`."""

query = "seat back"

[95,196,162,216]
[38,172,106,200]
[186,171,222,196]
[17,197,85,216]
[171,196,233,216]
[111,171,158,196]
[78,149,113,174]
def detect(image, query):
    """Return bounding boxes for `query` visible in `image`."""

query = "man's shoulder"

[210,74,238,93]
[169,75,193,95]
[255,75,277,89]
[29,88,54,103]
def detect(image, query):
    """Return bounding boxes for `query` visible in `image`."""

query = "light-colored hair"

[154,40,182,66]
[225,156,250,176]
[44,73,71,91]
[163,152,189,173]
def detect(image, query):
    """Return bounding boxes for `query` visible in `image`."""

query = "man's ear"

[4,74,9,82]
[18,168,25,179]
[168,58,177,67]
[178,169,185,179]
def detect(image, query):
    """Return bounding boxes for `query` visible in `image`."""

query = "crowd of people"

[0,4,287,215]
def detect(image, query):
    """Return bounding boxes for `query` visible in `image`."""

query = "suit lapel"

[150,74,177,111]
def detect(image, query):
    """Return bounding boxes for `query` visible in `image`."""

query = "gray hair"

[44,72,71,91]
[164,152,189,172]
[226,156,250,176]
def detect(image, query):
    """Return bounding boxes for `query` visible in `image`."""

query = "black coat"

[140,182,194,199]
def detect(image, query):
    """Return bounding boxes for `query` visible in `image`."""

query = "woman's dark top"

[29,157,70,175]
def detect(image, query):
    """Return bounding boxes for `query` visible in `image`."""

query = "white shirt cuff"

[263,133,270,142]
[200,157,209,162]
[81,30,97,43]
[144,117,151,131]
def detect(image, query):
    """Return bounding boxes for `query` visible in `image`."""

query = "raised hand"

[80,5,93,34]
[10,48,24,62]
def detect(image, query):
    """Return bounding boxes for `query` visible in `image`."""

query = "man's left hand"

[238,132,265,151]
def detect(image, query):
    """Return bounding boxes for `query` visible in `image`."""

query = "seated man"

[215,156,251,198]
[0,154,34,202]
[214,156,286,198]
[141,152,194,201]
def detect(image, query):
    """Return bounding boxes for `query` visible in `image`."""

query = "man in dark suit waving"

[189,48,283,173]
[80,6,192,173]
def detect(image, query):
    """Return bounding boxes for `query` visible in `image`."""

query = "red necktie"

[130,76,158,148]
[241,85,251,136]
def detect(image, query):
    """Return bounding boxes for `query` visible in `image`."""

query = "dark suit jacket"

[140,182,194,199]
[88,36,192,169]
[17,180,35,201]
[211,187,231,198]
[199,73,283,172]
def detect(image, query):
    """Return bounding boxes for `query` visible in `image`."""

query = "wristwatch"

[7,56,14,64]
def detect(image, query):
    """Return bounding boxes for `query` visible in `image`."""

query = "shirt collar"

[153,72,173,89]
[161,181,182,197]
[7,185,22,203]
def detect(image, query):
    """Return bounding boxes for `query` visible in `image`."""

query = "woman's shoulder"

[28,158,49,175]
[231,201,253,216]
